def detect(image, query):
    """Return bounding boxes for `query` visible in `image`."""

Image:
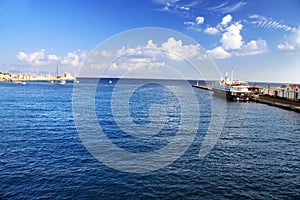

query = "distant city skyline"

[0,0,300,83]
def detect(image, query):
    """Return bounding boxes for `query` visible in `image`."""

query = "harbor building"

[284,85,300,100]
[262,84,300,101]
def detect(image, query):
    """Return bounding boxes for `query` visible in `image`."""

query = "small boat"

[57,80,66,85]
[13,81,26,85]
[73,80,80,84]
[212,71,250,101]
[13,72,26,85]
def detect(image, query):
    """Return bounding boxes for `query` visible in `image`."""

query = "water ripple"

[0,80,299,199]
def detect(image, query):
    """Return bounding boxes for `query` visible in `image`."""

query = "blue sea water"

[0,79,299,199]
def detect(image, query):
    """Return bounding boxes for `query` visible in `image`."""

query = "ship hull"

[212,88,250,101]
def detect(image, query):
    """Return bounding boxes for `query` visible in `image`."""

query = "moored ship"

[212,72,250,101]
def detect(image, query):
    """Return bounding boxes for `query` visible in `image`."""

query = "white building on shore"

[284,85,300,100]
[262,84,300,101]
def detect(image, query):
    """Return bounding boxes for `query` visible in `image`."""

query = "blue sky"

[0,0,300,82]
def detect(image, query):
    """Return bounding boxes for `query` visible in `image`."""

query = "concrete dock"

[192,85,212,90]
[192,84,300,113]
[251,95,300,113]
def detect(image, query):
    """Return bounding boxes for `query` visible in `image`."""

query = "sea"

[0,78,299,199]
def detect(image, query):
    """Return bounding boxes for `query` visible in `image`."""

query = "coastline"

[192,80,300,113]
[0,72,76,82]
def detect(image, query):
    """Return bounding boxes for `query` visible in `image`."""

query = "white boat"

[13,72,26,85]
[212,72,250,101]
[57,80,66,85]
[13,81,26,85]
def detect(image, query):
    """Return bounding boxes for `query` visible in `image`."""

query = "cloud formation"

[207,46,231,59]
[277,26,300,51]
[161,37,201,60]
[221,22,243,50]
[184,16,205,31]
[207,1,246,13]
[101,37,202,61]
[153,0,192,17]
[204,27,219,35]
[48,54,61,61]
[277,43,295,51]
[249,15,293,31]
[61,52,80,66]
[221,14,232,26]
[17,49,46,65]
[204,14,234,35]
[204,15,268,59]
[237,39,268,56]
[151,0,295,60]
[152,0,178,5]
[180,6,190,11]
[92,37,206,79]
[195,16,204,24]
[17,49,87,67]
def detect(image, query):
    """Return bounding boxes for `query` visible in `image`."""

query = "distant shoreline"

[0,76,297,86]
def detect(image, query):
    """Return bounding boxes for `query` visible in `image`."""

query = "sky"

[0,0,300,83]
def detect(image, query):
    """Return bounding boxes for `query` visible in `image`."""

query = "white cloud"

[162,3,171,11]
[184,16,205,31]
[152,0,178,5]
[48,54,61,61]
[153,0,192,16]
[237,39,268,56]
[17,49,46,65]
[94,37,203,76]
[204,15,270,58]
[99,48,168,78]
[180,6,190,11]
[277,26,300,51]
[207,39,268,58]
[86,37,205,78]
[112,57,165,72]
[204,27,219,35]
[277,43,295,50]
[17,51,28,61]
[295,27,300,44]
[184,21,194,26]
[221,14,232,26]
[207,1,246,13]
[161,37,200,60]
[221,22,243,50]
[61,52,79,66]
[17,49,87,67]
[206,46,232,59]
[203,14,233,35]
[222,1,246,13]
[249,14,293,31]
[101,50,113,58]
[195,16,205,24]
[146,39,157,48]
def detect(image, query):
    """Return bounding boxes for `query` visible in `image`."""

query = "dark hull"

[212,88,250,101]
